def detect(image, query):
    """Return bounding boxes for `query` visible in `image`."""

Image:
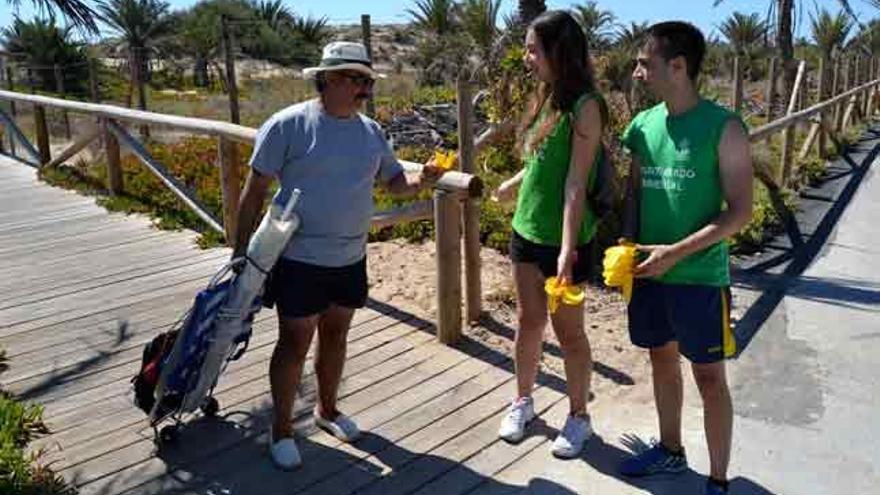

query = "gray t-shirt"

[249,99,404,267]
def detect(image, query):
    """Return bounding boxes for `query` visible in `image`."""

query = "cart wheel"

[201,397,220,417]
[159,424,180,444]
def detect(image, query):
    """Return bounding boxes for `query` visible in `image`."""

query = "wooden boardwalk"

[0,156,595,495]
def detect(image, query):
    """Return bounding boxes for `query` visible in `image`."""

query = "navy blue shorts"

[509,230,595,285]
[627,279,735,364]
[263,257,368,318]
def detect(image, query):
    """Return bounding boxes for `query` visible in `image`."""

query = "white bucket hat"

[302,41,386,80]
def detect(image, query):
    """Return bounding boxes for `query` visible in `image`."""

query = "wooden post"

[88,58,100,103]
[780,60,805,185]
[817,57,827,157]
[103,118,123,194]
[836,57,849,132]
[221,16,241,125]
[4,66,15,156]
[27,68,52,166]
[853,57,862,124]
[54,64,72,140]
[765,57,778,124]
[361,14,375,117]
[456,78,481,324]
[434,189,462,343]
[831,57,842,128]
[732,56,743,114]
[218,136,241,244]
[864,57,874,117]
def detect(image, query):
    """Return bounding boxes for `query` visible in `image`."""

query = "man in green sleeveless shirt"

[617,22,753,495]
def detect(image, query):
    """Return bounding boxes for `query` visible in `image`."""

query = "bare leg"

[549,294,591,415]
[512,262,548,399]
[692,361,733,481]
[314,304,356,419]
[270,312,318,438]
[650,342,684,452]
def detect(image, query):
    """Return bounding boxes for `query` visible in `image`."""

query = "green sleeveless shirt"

[512,94,603,247]
[622,99,746,286]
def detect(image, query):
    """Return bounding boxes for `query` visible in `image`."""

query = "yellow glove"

[602,242,636,303]
[544,277,586,314]
[433,150,457,171]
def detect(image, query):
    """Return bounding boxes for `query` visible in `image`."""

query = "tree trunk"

[777,0,796,107]
[194,54,209,87]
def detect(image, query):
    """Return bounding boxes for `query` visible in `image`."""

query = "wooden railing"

[0,72,877,342]
[0,88,482,343]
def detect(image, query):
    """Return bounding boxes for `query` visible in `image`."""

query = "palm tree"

[811,9,852,63]
[615,21,649,50]
[4,0,99,33]
[518,0,546,25]
[718,11,768,55]
[572,2,615,51]
[96,0,171,124]
[1,16,90,92]
[291,15,330,46]
[461,0,501,65]
[407,0,457,37]
[251,0,294,32]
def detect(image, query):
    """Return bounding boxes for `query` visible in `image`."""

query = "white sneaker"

[498,397,536,443]
[269,429,301,470]
[314,408,361,442]
[550,413,593,458]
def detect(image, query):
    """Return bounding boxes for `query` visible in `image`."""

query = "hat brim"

[302,63,386,80]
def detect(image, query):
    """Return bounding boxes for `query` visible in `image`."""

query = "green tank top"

[512,94,602,247]
[621,99,745,286]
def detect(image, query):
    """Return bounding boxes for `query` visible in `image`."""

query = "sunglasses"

[337,72,375,88]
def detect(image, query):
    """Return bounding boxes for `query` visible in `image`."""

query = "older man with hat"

[232,41,443,469]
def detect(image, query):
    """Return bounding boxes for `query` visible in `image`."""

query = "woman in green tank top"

[488,10,607,458]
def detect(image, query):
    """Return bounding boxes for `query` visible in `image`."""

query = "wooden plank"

[355,385,562,495]
[61,319,437,490]
[0,247,222,310]
[93,337,497,495]
[44,127,100,169]
[0,89,257,144]
[749,78,879,142]
[36,315,435,457]
[293,360,517,495]
[456,78,481,324]
[36,309,412,425]
[434,189,462,343]
[410,387,567,495]
[109,121,224,234]
[0,256,226,335]
[37,311,420,462]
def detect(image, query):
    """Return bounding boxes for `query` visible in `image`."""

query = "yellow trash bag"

[433,150,457,171]
[603,242,637,303]
[544,277,585,314]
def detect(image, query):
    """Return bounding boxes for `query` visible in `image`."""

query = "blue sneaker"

[705,478,729,494]
[619,440,688,477]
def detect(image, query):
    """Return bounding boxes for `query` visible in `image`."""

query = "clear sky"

[0,0,876,42]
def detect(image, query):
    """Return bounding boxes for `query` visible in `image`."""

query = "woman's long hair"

[518,10,600,156]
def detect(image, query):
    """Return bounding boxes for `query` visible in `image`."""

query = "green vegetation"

[0,350,75,494]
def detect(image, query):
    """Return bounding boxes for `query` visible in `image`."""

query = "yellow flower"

[433,150,457,171]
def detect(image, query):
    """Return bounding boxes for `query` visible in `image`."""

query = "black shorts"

[627,279,735,364]
[509,230,595,284]
[263,257,368,318]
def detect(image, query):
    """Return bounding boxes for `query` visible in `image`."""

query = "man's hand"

[634,244,682,279]
[420,159,444,186]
